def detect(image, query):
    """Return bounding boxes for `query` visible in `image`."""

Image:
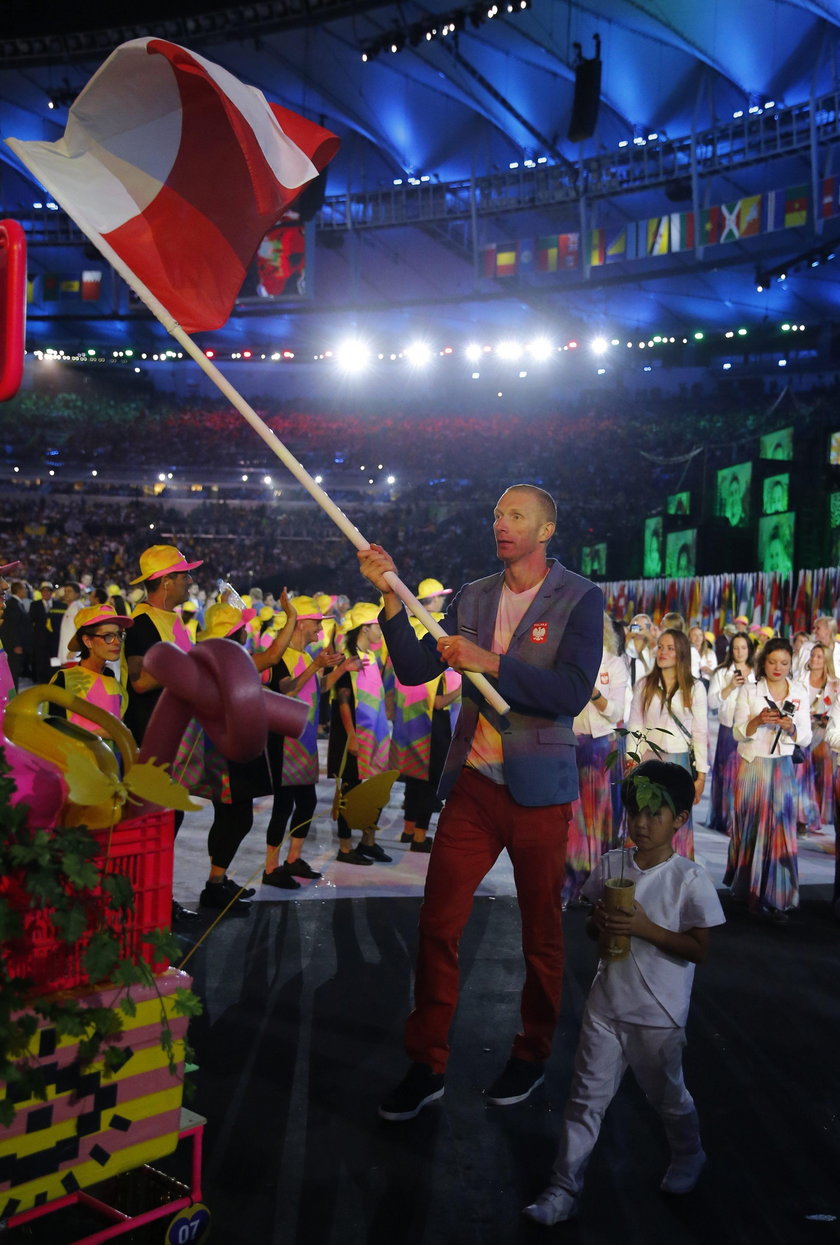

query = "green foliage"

[0,747,201,1126]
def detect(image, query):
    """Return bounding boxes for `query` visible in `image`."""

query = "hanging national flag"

[719,196,761,242]
[535,235,559,272]
[81,270,102,301]
[764,189,782,232]
[605,225,628,263]
[589,227,606,266]
[558,232,580,269]
[495,241,518,277]
[699,206,721,246]
[644,216,669,256]
[518,239,535,275]
[6,39,339,334]
[481,245,497,278]
[785,185,809,228]
[821,176,837,220]
[669,211,695,252]
[42,273,80,301]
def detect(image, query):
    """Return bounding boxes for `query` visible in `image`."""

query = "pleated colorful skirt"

[726,755,799,913]
[564,733,614,905]
[708,723,738,836]
[795,723,834,832]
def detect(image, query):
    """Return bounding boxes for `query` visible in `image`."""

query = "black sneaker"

[485,1057,545,1106]
[379,1063,445,1121]
[410,838,433,853]
[219,875,256,899]
[400,831,415,843]
[171,899,200,923]
[262,867,300,890]
[285,858,322,879]
[356,842,393,862]
[199,881,252,913]
[336,848,373,866]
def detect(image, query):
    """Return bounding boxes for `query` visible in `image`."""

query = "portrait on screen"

[759,512,795,575]
[716,462,751,527]
[763,474,789,515]
[666,491,690,516]
[582,542,607,578]
[759,427,793,461]
[666,529,696,579]
[644,517,663,577]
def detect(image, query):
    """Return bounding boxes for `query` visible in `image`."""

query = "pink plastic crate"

[1,809,175,995]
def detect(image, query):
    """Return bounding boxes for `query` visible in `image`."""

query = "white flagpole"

[30,202,510,715]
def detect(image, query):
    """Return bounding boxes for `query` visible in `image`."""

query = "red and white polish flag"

[6,38,339,332]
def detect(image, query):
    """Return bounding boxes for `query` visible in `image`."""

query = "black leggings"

[207,798,254,870]
[266,784,317,848]
[404,776,440,831]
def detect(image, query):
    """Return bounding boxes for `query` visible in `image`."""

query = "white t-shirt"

[581,848,725,1028]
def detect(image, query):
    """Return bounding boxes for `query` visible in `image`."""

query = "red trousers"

[405,768,571,1074]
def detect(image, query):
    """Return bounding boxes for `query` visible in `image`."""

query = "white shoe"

[522,1185,578,1225]
[660,1149,706,1194]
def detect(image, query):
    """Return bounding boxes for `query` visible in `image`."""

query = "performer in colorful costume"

[49,603,133,750]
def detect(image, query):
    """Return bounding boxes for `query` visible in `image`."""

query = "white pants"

[552,1006,700,1193]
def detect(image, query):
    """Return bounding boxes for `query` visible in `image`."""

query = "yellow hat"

[69,602,134,652]
[197,603,248,641]
[106,583,122,597]
[181,599,198,614]
[240,593,253,608]
[130,544,203,584]
[314,593,333,614]
[259,605,275,622]
[704,631,716,644]
[418,577,452,600]
[343,602,380,631]
[760,625,775,638]
[291,595,325,620]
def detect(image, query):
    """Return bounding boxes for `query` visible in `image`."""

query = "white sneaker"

[660,1149,706,1194]
[522,1185,578,1225]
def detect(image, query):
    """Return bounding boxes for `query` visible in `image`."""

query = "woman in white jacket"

[707,632,756,835]
[726,637,811,923]
[627,627,708,859]
[563,613,628,905]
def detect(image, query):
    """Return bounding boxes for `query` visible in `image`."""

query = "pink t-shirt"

[466,577,544,784]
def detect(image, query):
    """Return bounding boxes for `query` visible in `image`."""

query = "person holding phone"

[707,633,755,836]
[727,638,811,924]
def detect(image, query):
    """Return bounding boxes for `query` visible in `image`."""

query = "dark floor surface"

[7,884,840,1245]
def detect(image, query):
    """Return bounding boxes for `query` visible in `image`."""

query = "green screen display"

[644,517,663,577]
[666,529,696,578]
[716,462,752,527]
[758,512,795,574]
[760,427,793,460]
[763,474,789,515]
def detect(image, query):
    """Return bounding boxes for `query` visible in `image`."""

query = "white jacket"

[708,666,756,729]
[574,651,628,739]
[733,677,812,761]
[628,677,709,773]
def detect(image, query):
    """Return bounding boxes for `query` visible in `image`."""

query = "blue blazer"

[380,560,603,806]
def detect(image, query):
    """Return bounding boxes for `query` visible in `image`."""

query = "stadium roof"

[3,0,840,352]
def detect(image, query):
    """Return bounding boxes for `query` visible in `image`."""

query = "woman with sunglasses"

[49,602,133,737]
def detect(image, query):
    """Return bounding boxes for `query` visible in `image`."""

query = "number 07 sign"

[166,1202,211,1244]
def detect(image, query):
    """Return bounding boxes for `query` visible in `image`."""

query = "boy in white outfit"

[523,759,725,1226]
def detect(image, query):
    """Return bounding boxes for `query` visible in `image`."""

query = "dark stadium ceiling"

[4,0,840,352]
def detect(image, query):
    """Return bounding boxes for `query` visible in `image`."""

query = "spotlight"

[527,337,553,360]
[496,340,522,360]
[464,343,482,362]
[590,337,608,356]
[404,342,433,367]
[335,339,371,373]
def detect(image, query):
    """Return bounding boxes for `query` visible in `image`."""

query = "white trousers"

[552,1005,700,1194]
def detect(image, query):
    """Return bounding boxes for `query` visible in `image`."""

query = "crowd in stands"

[0,378,829,593]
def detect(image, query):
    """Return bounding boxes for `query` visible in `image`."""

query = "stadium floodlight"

[465,343,482,362]
[527,337,553,360]
[335,338,371,373]
[496,340,522,361]
[404,341,433,367]
[590,336,608,355]
[387,475,396,484]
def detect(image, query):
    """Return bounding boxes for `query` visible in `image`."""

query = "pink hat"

[0,561,21,575]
